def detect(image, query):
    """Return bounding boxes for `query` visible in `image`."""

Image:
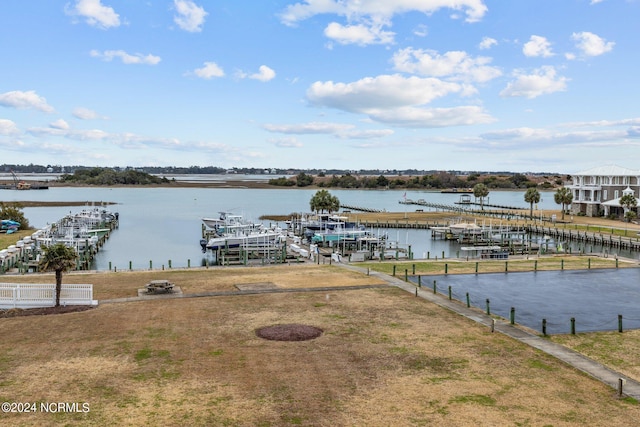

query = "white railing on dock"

[0,283,96,309]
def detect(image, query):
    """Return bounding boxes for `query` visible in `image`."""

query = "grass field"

[2,264,640,426]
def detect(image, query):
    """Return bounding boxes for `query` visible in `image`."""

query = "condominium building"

[567,165,639,217]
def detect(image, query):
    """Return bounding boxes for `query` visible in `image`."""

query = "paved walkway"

[338,263,640,400]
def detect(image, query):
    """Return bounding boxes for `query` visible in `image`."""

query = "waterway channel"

[1,184,637,270]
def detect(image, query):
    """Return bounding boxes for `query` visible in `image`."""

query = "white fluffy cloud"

[391,48,502,83]
[280,0,487,45]
[250,65,276,82]
[90,50,161,65]
[0,119,19,135]
[367,106,494,128]
[50,119,70,130]
[307,74,463,113]
[479,37,497,50]
[280,0,488,26]
[173,0,208,32]
[523,35,554,57]
[66,0,120,29]
[324,22,395,45]
[306,74,495,127]
[73,107,105,120]
[500,66,568,99]
[190,62,225,79]
[571,31,614,57]
[0,90,55,113]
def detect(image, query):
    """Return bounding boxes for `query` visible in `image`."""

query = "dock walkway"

[529,225,640,251]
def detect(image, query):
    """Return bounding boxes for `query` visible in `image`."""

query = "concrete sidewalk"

[339,263,640,400]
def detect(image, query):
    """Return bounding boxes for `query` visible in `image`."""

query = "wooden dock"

[340,204,383,213]
[342,217,640,253]
[527,225,640,251]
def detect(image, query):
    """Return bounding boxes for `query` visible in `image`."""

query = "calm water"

[417,269,640,334]
[0,183,630,270]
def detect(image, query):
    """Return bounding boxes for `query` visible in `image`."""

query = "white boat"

[448,222,482,235]
[200,213,284,251]
[203,228,284,251]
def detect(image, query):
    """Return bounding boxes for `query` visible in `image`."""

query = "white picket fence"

[0,283,96,309]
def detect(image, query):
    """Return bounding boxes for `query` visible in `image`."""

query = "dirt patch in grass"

[255,324,323,341]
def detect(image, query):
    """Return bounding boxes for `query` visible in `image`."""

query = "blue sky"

[1,0,638,173]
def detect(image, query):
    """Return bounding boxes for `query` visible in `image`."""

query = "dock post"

[412,263,415,275]
[466,292,470,308]
[542,319,547,336]
[433,280,437,294]
[448,286,452,300]
[486,299,490,315]
[129,261,132,270]
[188,259,191,268]
[475,262,478,273]
[534,260,537,271]
[619,378,625,397]
[588,258,591,269]
[561,259,564,270]
[619,315,623,333]
[168,259,172,269]
[444,263,448,274]
[392,265,396,276]
[149,260,153,270]
[570,317,576,335]
[404,269,408,282]
[510,307,515,325]
[109,261,112,271]
[418,275,421,287]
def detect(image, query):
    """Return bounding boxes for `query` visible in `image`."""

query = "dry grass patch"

[0,264,383,300]
[1,266,640,425]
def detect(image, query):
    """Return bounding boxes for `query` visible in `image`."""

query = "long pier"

[340,209,640,252]
[399,199,523,214]
[340,204,383,213]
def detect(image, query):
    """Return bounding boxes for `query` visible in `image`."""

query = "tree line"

[58,168,170,185]
[270,172,563,190]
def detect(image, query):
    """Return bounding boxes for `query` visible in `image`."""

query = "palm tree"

[309,189,340,213]
[524,187,541,218]
[554,187,573,220]
[38,243,78,307]
[620,193,637,221]
[473,183,489,210]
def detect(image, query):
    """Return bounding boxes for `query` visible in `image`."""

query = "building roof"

[573,165,640,176]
